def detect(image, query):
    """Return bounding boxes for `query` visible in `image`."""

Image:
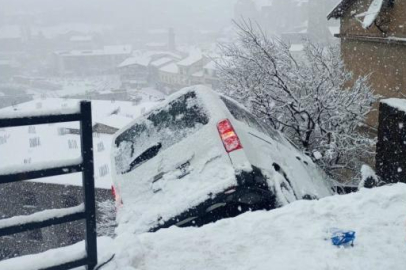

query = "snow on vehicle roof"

[3,183,405,270]
[381,98,406,113]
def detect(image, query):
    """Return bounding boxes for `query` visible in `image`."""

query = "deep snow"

[104,183,406,270]
[2,183,405,270]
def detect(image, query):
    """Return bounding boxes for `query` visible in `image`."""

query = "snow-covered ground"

[2,184,405,270]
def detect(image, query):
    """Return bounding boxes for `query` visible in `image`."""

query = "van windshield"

[114,91,209,174]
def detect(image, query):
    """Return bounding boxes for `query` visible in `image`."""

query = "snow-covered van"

[111,85,333,233]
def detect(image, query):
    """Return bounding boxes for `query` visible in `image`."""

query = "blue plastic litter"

[331,230,356,247]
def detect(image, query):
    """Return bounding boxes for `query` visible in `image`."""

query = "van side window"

[114,91,209,174]
[220,96,280,141]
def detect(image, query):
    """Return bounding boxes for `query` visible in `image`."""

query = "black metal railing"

[0,101,97,270]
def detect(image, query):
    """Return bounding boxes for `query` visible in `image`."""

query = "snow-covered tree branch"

[216,20,377,181]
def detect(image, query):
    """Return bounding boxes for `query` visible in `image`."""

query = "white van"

[111,86,333,233]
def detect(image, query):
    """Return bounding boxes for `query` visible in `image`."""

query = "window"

[29,137,41,148]
[68,139,78,149]
[114,91,209,174]
[99,164,109,177]
[220,96,281,141]
[97,141,105,152]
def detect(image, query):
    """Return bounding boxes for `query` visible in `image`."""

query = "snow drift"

[104,183,406,270]
[2,184,405,270]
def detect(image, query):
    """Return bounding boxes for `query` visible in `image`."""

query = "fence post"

[80,101,97,269]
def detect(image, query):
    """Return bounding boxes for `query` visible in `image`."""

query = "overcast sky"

[0,0,238,31]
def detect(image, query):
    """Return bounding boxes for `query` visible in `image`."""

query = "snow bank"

[104,184,406,270]
[3,184,405,270]
[0,237,113,270]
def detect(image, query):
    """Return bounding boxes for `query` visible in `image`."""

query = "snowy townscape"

[0,0,405,269]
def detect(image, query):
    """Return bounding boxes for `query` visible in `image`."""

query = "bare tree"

[216,20,377,181]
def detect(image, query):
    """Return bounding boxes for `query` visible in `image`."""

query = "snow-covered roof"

[328,26,340,36]
[203,61,218,71]
[69,35,92,42]
[355,0,384,29]
[177,49,203,67]
[30,23,113,39]
[150,57,173,68]
[327,0,356,19]
[254,0,274,9]
[381,98,406,113]
[159,62,179,74]
[290,44,305,52]
[103,45,132,55]
[57,45,132,57]
[294,0,309,7]
[118,55,151,68]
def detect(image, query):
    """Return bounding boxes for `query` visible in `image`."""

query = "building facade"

[328,0,406,126]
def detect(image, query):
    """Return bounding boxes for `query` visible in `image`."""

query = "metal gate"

[0,101,97,270]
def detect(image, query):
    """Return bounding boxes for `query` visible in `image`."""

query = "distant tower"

[168,28,176,52]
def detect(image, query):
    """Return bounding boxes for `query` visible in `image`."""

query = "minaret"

[168,27,176,52]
